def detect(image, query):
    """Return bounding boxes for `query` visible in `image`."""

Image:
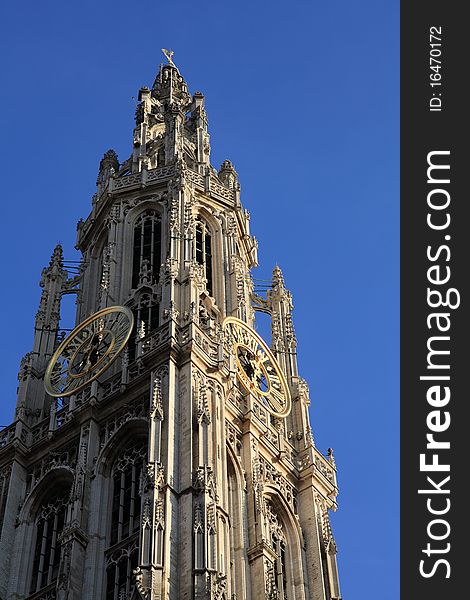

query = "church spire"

[131,52,210,174]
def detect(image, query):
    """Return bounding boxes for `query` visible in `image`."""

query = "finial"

[327,447,336,468]
[272,265,284,281]
[162,48,175,66]
[271,265,287,295]
[50,243,64,268]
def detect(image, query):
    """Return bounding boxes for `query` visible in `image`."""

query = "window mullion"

[140,221,145,273]
[130,465,136,533]
[36,519,49,592]
[126,553,132,594]
[47,511,59,585]
[118,470,125,542]
[150,219,155,274]
[114,561,119,600]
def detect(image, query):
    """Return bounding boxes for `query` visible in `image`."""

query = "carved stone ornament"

[150,376,164,419]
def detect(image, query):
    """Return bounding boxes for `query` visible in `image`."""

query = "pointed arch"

[263,487,308,600]
[131,209,162,289]
[263,485,305,549]
[123,200,165,295]
[122,202,164,360]
[19,466,74,525]
[14,468,74,596]
[193,207,222,304]
[93,421,148,600]
[84,419,148,600]
[95,417,148,479]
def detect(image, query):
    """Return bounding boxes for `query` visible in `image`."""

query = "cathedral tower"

[0,56,342,600]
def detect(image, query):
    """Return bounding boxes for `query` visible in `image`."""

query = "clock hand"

[238,348,255,379]
[252,351,268,384]
[252,359,263,381]
[77,332,102,371]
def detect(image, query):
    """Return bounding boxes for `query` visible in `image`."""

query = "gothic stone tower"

[0,59,341,600]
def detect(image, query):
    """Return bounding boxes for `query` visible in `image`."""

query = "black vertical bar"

[401,3,468,598]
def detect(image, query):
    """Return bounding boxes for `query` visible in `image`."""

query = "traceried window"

[132,211,162,289]
[105,439,146,600]
[266,501,289,600]
[195,220,213,296]
[30,487,70,594]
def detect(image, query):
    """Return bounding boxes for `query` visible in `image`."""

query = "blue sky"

[0,1,399,598]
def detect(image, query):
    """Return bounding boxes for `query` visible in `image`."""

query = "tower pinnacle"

[49,243,64,269]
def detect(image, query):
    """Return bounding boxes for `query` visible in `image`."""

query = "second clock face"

[44,306,134,397]
[223,317,291,418]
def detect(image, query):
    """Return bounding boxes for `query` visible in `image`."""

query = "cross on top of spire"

[162,48,175,67]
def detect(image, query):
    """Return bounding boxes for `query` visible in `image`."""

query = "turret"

[96,149,119,196]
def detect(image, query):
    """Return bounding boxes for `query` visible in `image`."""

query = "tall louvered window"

[195,220,213,296]
[132,211,162,289]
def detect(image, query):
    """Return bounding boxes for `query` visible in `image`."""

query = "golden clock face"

[223,316,291,418]
[44,306,134,397]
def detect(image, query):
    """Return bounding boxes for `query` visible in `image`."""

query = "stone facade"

[0,59,342,600]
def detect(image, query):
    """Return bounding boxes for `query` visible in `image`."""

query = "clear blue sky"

[0,1,399,598]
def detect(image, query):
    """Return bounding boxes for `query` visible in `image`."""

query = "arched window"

[105,439,146,600]
[194,504,204,570]
[195,220,213,296]
[30,486,70,594]
[132,211,162,289]
[266,501,289,600]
